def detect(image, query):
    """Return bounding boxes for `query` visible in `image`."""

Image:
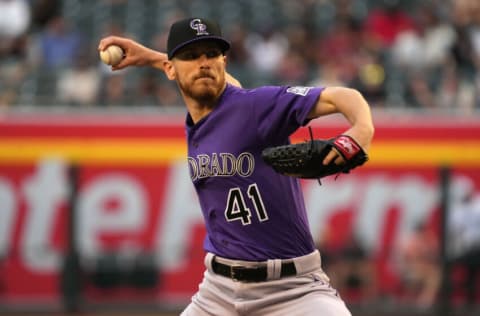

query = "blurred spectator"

[223,24,250,84]
[97,73,129,106]
[135,71,161,106]
[391,4,456,71]
[435,59,477,113]
[30,0,60,30]
[390,0,480,112]
[135,71,181,107]
[0,0,31,59]
[363,0,416,50]
[31,15,83,69]
[471,2,480,65]
[448,176,480,306]
[155,81,182,107]
[244,26,289,83]
[225,24,249,66]
[404,71,436,109]
[275,50,309,85]
[350,49,387,107]
[0,59,28,107]
[309,61,348,88]
[0,0,30,108]
[397,221,441,308]
[450,0,478,80]
[100,20,128,39]
[0,0,478,111]
[471,1,480,108]
[314,16,361,85]
[56,50,100,106]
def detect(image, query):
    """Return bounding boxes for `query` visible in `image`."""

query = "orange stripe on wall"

[0,138,479,167]
[0,138,186,165]
[370,141,480,167]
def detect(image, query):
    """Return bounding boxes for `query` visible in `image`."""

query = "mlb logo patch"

[286,86,312,96]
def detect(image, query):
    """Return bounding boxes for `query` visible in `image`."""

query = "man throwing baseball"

[99,17,374,316]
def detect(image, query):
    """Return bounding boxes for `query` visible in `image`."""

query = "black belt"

[211,258,297,282]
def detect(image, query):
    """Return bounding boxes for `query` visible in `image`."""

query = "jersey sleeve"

[251,85,324,143]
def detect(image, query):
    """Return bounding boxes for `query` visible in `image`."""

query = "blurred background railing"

[1,1,480,316]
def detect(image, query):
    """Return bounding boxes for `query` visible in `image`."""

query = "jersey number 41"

[224,183,269,225]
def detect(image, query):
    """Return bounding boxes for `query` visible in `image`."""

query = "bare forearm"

[98,36,168,71]
[329,88,372,128]
[310,87,374,151]
[99,36,242,87]
[147,49,168,70]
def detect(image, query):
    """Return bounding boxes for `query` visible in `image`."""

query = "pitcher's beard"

[179,80,221,104]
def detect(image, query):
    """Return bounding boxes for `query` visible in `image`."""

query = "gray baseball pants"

[181,250,352,316]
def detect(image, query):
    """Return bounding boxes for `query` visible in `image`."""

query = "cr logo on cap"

[190,19,209,36]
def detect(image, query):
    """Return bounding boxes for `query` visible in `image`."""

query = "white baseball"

[99,45,124,66]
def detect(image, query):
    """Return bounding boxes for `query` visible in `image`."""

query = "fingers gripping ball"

[99,45,124,66]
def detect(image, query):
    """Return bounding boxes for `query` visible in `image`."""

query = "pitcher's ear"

[163,61,176,80]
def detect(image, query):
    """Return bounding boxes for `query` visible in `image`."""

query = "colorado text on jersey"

[188,152,255,181]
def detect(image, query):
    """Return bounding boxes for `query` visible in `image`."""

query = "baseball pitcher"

[99,17,374,316]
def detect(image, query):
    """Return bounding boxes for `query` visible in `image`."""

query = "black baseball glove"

[261,134,368,179]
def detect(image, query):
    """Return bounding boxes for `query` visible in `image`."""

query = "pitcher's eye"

[176,48,223,60]
[205,49,222,58]
[177,51,199,60]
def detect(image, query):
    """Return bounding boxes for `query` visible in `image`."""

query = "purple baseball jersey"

[186,84,324,261]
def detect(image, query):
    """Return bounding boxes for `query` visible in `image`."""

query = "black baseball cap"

[167,17,231,59]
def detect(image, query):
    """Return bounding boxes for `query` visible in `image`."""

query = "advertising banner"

[1,113,479,304]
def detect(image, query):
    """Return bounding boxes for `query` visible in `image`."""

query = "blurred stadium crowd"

[0,0,480,113]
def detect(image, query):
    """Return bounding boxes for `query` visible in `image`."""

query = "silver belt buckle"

[229,264,243,282]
